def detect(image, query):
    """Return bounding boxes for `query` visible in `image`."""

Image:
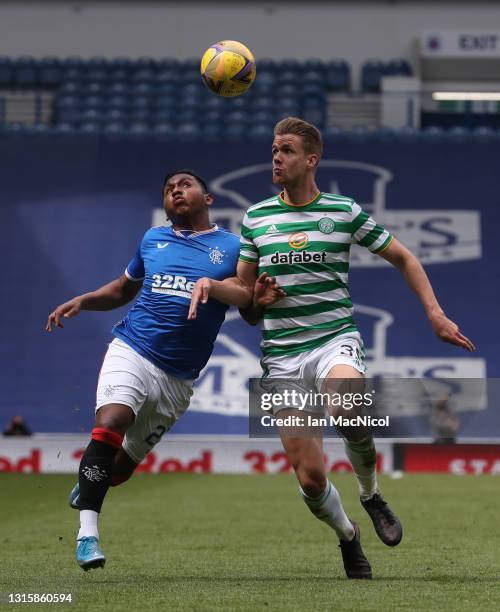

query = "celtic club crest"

[318,217,335,234]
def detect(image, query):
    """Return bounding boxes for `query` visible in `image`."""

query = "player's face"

[163,173,212,221]
[272,134,315,185]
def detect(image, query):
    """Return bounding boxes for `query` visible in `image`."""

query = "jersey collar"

[277,191,322,210]
[171,223,219,239]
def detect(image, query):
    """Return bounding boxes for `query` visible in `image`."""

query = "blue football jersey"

[112,225,240,379]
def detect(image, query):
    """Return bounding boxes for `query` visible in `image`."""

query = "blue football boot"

[76,536,106,571]
[68,482,80,509]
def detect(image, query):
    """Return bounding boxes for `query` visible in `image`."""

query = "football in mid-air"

[200,40,256,97]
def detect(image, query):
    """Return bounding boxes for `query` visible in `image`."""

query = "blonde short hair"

[274,116,323,159]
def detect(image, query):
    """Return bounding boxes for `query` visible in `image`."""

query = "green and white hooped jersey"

[239,191,393,357]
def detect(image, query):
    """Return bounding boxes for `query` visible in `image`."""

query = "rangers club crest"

[82,465,108,482]
[209,247,225,265]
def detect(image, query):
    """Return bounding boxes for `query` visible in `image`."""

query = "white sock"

[301,481,355,541]
[344,438,378,500]
[77,510,99,540]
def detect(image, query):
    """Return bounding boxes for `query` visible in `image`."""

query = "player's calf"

[76,426,124,553]
[69,447,137,510]
[78,427,123,514]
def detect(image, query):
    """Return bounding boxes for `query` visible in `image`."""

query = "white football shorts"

[95,338,193,463]
[260,331,366,414]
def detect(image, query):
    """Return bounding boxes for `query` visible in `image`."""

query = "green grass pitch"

[1,473,499,611]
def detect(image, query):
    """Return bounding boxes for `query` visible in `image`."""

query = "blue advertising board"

[0,138,498,435]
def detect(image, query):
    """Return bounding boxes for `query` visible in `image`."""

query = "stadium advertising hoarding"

[400,443,500,474]
[0,139,497,437]
[0,435,393,474]
[3,436,500,475]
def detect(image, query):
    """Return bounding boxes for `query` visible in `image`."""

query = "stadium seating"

[276,98,300,117]
[201,123,223,141]
[447,126,469,143]
[13,56,38,87]
[226,124,246,140]
[277,70,297,87]
[394,126,421,143]
[0,56,14,85]
[105,108,129,122]
[248,123,273,141]
[361,58,413,93]
[177,121,201,141]
[301,93,326,128]
[12,54,500,139]
[361,60,385,93]
[325,60,350,92]
[103,121,126,135]
[0,116,497,142]
[279,59,301,72]
[254,71,276,89]
[225,110,248,126]
[81,95,105,110]
[38,57,62,87]
[387,59,412,76]
[60,57,85,82]
[154,121,176,136]
[471,126,496,142]
[421,125,446,143]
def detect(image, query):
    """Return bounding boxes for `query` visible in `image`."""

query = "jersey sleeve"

[239,212,259,264]
[125,243,145,281]
[350,201,393,253]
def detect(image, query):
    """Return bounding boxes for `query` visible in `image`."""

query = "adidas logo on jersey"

[270,250,327,264]
[265,224,279,234]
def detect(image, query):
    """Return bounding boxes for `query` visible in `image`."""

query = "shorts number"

[340,343,363,365]
[340,344,354,357]
[145,425,167,446]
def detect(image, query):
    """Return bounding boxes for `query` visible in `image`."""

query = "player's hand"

[188,277,212,320]
[430,312,475,352]
[254,272,286,307]
[46,297,83,332]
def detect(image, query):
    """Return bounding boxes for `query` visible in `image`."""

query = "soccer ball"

[200,40,256,97]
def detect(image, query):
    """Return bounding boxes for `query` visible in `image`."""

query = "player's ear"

[307,153,319,169]
[205,193,214,206]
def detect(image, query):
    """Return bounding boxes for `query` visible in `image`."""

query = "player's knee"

[95,404,134,436]
[94,418,128,437]
[298,465,327,498]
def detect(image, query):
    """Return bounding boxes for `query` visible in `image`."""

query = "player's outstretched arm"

[378,238,475,352]
[46,274,142,331]
[239,272,286,326]
[188,260,256,320]
[188,263,286,322]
